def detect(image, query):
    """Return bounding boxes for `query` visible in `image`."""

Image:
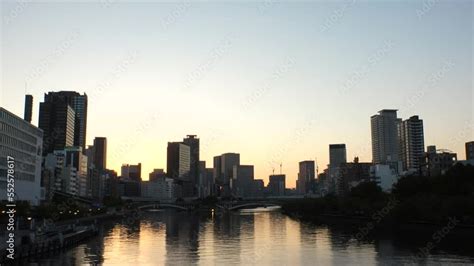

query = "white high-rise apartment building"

[0,107,43,205]
[371,109,401,163]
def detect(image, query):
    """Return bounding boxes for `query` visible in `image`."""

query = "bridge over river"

[121,196,306,211]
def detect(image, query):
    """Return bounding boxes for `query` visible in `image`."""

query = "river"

[30,207,474,265]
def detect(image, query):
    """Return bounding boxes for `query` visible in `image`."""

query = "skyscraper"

[39,97,76,155]
[183,135,199,195]
[198,161,214,198]
[93,137,107,170]
[329,144,347,168]
[24,94,33,123]
[213,153,240,196]
[166,142,191,179]
[398,115,425,171]
[41,91,88,151]
[268,174,286,196]
[232,165,254,197]
[213,155,222,182]
[466,141,474,161]
[297,160,315,194]
[371,109,401,165]
[220,153,240,185]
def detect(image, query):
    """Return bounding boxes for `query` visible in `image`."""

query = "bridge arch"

[138,203,189,211]
[217,202,281,211]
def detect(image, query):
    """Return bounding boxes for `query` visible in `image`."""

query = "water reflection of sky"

[32,210,474,265]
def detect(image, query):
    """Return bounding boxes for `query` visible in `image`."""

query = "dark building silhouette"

[93,137,107,170]
[39,96,76,155]
[252,179,264,197]
[104,170,119,198]
[466,141,474,161]
[213,156,222,181]
[24,94,33,123]
[167,141,192,197]
[422,146,457,176]
[198,161,214,198]
[329,144,347,167]
[216,153,240,196]
[121,163,142,181]
[336,157,372,196]
[231,165,254,197]
[399,115,425,172]
[268,174,286,196]
[167,142,191,179]
[183,135,200,195]
[149,168,166,182]
[39,91,88,152]
[118,179,141,197]
[297,160,315,194]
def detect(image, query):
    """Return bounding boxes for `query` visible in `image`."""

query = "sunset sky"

[1,1,472,187]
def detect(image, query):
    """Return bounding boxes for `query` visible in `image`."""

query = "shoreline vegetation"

[2,164,473,261]
[281,164,474,236]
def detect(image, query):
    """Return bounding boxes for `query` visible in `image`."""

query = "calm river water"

[31,208,474,265]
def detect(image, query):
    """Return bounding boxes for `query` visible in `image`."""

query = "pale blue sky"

[1,1,472,186]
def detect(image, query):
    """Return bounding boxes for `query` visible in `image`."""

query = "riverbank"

[21,207,474,265]
[282,165,474,237]
[282,206,474,238]
[0,212,123,264]
[0,224,97,264]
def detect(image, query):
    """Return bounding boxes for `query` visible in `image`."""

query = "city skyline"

[1,1,472,187]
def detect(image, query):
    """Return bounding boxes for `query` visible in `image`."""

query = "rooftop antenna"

[272,167,275,175]
[280,162,282,174]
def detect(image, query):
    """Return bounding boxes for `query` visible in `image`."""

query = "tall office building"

[297,160,315,194]
[167,142,191,179]
[329,144,347,167]
[199,161,214,198]
[466,141,474,161]
[121,163,142,181]
[93,137,107,170]
[0,108,43,205]
[64,147,88,196]
[40,91,88,152]
[371,109,401,165]
[231,165,254,197]
[85,145,97,198]
[213,153,240,196]
[39,96,76,155]
[24,94,33,123]
[398,116,425,171]
[44,147,88,197]
[220,153,240,185]
[268,174,286,196]
[183,135,199,194]
[213,155,222,182]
